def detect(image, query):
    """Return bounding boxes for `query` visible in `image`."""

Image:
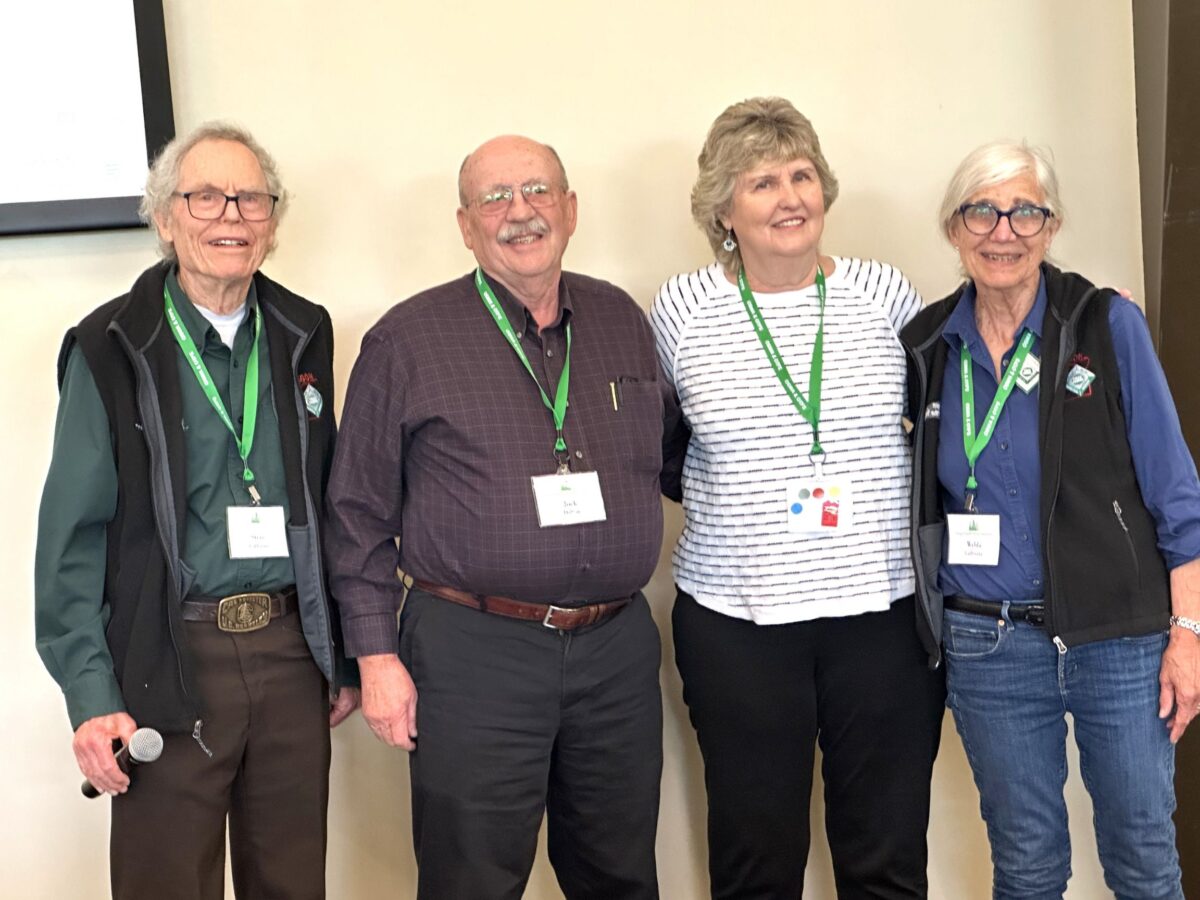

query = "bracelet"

[1169,615,1200,636]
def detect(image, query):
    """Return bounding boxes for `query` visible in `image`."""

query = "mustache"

[497,218,550,243]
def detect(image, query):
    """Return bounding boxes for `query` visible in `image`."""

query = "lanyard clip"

[964,490,977,514]
[554,447,571,475]
[809,448,826,479]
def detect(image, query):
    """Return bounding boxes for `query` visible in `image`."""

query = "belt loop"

[999,600,1013,627]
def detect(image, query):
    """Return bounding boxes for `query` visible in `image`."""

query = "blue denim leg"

[943,608,1071,900]
[1065,630,1182,900]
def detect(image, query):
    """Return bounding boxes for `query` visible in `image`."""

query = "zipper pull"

[192,719,214,758]
[1052,636,1068,655]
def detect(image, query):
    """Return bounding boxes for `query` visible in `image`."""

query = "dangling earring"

[722,229,737,253]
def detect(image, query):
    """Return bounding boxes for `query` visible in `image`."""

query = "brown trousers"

[110,610,331,899]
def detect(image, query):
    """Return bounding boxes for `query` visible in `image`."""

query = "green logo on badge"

[303,384,323,417]
[1065,364,1096,397]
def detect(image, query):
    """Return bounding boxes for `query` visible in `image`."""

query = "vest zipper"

[1111,500,1142,584]
[192,719,213,757]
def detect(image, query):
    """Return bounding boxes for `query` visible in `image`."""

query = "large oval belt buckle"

[217,593,272,633]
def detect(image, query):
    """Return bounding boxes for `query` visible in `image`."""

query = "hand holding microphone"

[73,713,161,797]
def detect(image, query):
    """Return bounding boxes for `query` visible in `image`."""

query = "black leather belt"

[945,595,1045,627]
[182,586,297,633]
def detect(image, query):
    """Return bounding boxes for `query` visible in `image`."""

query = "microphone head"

[128,727,164,764]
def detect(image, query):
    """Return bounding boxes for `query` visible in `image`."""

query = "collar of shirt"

[481,269,574,336]
[166,267,260,353]
[941,274,1049,365]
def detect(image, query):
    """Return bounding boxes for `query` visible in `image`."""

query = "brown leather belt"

[182,586,297,633]
[412,579,631,631]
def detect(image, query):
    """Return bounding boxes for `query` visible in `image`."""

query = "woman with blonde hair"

[652,97,945,899]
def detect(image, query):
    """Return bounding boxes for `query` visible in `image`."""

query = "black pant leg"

[547,595,663,900]
[672,590,819,900]
[815,596,946,900]
[402,590,560,900]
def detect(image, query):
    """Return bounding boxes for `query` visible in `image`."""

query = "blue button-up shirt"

[937,275,1200,601]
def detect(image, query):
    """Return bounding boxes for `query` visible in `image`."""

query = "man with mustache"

[325,135,683,899]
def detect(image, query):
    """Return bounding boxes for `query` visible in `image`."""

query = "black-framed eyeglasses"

[958,202,1053,237]
[468,181,561,216]
[175,190,279,221]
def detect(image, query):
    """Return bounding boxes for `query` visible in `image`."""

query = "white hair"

[139,121,288,260]
[938,140,1064,243]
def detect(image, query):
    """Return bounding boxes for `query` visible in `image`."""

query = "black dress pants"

[673,591,945,900]
[400,588,663,900]
[110,610,331,900]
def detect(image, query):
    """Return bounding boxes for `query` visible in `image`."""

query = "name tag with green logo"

[947,513,1000,566]
[227,505,290,558]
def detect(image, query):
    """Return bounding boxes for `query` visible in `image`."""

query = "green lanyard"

[474,268,572,471]
[737,264,827,465]
[164,285,263,502]
[960,328,1035,511]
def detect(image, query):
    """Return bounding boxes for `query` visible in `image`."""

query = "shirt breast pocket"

[605,376,663,474]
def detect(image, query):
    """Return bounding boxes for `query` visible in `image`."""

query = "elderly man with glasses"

[326,134,685,899]
[34,122,359,900]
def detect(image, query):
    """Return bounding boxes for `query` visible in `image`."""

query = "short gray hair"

[939,140,1064,243]
[692,97,839,273]
[457,141,570,207]
[140,121,289,260]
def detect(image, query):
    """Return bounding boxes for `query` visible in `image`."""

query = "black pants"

[401,588,663,900]
[673,591,946,900]
[110,610,331,900]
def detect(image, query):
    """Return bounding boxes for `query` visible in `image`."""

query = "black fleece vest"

[906,265,1169,653]
[61,262,338,731]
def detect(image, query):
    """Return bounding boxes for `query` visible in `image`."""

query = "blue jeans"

[943,606,1182,900]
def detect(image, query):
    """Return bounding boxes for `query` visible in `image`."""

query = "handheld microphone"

[81,727,164,798]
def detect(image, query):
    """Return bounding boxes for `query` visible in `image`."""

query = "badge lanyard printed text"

[164,286,264,503]
[737,265,827,473]
[474,269,573,473]
[960,329,1035,511]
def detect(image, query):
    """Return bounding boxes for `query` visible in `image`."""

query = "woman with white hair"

[651,96,946,899]
[903,140,1200,899]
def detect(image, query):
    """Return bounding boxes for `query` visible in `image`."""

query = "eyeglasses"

[469,182,561,215]
[958,202,1053,237]
[175,190,279,222]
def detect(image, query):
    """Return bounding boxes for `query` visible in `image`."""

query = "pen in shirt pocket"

[610,376,647,411]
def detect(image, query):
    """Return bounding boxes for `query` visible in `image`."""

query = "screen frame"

[0,0,175,237]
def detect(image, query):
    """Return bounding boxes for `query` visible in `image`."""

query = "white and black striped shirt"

[651,257,922,624]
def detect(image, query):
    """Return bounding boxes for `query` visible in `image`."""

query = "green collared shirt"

[35,269,294,728]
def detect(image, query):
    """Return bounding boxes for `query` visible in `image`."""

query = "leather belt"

[945,595,1045,627]
[182,586,298,633]
[412,579,631,631]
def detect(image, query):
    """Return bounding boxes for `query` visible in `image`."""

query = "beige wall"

[1,1,1146,897]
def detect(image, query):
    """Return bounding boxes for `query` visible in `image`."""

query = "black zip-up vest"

[61,262,344,732]
[902,264,1169,666]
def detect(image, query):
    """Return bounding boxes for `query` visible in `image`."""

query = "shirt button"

[1033,579,1042,587]
[546,349,554,357]
[516,332,523,340]
[1021,533,1029,542]
[999,441,1009,451]
[233,360,240,369]
[1008,488,1017,496]
[575,450,584,459]
[243,581,252,589]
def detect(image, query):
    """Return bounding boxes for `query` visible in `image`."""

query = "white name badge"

[946,513,1001,566]
[226,505,290,559]
[785,478,854,533]
[531,471,607,527]
[1016,353,1040,393]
